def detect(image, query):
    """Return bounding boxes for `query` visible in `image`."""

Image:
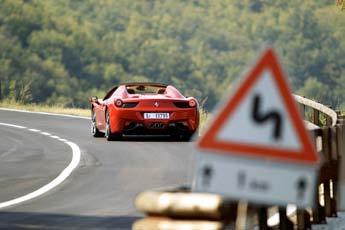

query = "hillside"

[0,0,344,110]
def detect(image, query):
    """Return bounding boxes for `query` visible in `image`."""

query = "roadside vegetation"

[199,108,211,133]
[0,1,344,112]
[0,100,91,117]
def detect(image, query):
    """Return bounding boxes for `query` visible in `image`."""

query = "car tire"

[105,110,121,141]
[91,110,104,137]
[180,133,193,142]
[171,133,192,142]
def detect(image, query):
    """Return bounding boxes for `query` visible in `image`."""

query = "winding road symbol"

[251,94,283,140]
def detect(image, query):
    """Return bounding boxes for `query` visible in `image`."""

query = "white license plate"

[144,113,170,119]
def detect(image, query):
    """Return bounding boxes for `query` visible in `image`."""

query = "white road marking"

[0,108,89,119]
[28,129,40,132]
[0,122,26,129]
[50,136,60,139]
[0,122,81,209]
[40,132,51,136]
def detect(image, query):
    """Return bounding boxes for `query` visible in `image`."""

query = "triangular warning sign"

[198,48,319,165]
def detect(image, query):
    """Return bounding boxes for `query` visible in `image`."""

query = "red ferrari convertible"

[89,82,199,141]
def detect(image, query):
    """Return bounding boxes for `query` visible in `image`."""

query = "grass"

[0,100,90,117]
[199,109,211,133]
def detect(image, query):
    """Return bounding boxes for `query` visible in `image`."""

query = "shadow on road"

[0,212,139,230]
[118,135,197,142]
[121,135,180,142]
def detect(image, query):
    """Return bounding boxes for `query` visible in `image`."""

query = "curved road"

[0,109,195,229]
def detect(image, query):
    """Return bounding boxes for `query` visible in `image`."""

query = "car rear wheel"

[180,133,193,142]
[105,111,121,141]
[91,110,104,137]
[171,132,193,142]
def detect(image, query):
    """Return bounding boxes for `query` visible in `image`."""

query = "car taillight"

[115,99,123,107]
[173,102,190,108]
[189,99,197,107]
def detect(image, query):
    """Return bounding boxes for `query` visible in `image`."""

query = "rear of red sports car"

[91,83,199,141]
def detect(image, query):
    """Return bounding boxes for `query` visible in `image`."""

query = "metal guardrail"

[278,95,344,229]
[133,95,345,230]
[294,94,338,127]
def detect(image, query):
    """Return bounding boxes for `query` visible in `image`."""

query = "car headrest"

[127,88,135,94]
[157,88,166,94]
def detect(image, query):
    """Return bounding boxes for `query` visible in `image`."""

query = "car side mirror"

[89,96,99,104]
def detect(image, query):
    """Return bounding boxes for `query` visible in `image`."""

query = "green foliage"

[0,0,343,111]
[297,78,331,104]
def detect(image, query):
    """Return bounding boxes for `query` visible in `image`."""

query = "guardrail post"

[337,118,345,210]
[326,117,332,127]
[294,95,341,224]
[278,207,293,230]
[312,109,320,126]
[257,206,268,230]
[322,128,331,162]
[311,129,326,224]
[321,128,334,217]
[324,179,332,217]
[297,209,311,230]
[330,127,339,160]
[330,126,339,217]
[313,182,326,224]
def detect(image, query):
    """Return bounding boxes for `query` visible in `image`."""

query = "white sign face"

[193,48,319,207]
[193,152,317,207]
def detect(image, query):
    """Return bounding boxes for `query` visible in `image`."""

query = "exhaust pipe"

[149,123,164,129]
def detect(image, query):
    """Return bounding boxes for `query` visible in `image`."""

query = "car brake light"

[173,102,189,108]
[115,99,123,107]
[189,99,197,107]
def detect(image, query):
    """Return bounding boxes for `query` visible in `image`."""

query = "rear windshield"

[126,85,166,94]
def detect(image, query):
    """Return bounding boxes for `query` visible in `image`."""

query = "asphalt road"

[0,109,195,229]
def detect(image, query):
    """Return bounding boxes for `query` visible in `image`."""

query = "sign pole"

[235,201,248,230]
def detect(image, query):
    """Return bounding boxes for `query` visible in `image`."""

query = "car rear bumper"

[109,107,199,134]
[121,123,191,136]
